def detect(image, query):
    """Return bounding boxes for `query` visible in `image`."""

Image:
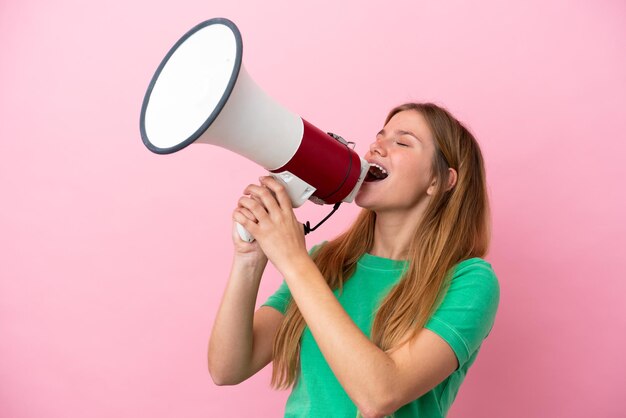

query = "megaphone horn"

[140,18,370,241]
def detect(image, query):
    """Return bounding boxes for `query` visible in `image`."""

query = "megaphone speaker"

[140,18,370,241]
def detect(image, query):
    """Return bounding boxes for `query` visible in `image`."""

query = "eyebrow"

[377,129,423,143]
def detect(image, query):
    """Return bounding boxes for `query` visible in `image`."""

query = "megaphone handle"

[236,222,255,243]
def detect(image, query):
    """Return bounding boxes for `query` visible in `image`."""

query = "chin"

[354,193,378,210]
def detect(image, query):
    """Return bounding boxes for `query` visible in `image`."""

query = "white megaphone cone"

[140,18,370,242]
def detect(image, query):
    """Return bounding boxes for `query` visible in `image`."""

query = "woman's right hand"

[231,210,268,267]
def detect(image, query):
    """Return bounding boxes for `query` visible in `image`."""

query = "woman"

[208,103,500,418]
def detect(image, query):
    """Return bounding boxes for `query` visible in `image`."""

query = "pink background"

[1,0,625,417]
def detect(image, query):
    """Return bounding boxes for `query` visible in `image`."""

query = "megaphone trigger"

[236,222,255,243]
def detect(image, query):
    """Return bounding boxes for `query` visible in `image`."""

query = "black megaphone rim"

[139,17,243,155]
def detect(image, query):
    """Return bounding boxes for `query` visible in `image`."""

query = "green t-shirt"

[261,247,500,418]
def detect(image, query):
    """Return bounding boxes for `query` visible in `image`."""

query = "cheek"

[399,162,431,187]
[394,166,433,200]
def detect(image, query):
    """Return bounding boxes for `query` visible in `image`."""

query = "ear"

[426,168,458,195]
[446,168,458,191]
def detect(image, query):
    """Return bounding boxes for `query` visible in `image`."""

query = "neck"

[368,201,429,260]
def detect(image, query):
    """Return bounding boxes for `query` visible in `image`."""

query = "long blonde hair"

[270,102,491,389]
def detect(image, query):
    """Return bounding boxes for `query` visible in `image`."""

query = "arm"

[208,256,285,385]
[207,258,261,384]
[281,257,457,418]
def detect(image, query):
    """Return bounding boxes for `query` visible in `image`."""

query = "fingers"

[234,206,256,222]
[234,176,293,233]
[237,194,268,223]
[233,206,260,238]
[243,181,282,215]
[258,176,293,211]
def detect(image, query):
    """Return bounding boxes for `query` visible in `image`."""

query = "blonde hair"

[270,102,491,389]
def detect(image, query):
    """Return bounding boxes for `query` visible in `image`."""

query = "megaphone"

[140,18,370,242]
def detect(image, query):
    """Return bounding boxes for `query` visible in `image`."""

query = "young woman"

[208,103,500,418]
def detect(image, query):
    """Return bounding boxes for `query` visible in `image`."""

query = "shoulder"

[453,257,495,275]
[309,240,329,256]
[450,257,499,292]
[439,257,500,315]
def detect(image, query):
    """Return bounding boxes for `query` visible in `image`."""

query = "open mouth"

[364,163,389,182]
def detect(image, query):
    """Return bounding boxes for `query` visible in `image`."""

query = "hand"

[230,221,268,267]
[232,176,308,273]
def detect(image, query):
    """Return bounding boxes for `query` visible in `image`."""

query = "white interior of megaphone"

[144,23,238,150]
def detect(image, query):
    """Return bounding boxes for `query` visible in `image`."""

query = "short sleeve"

[260,242,327,315]
[424,258,500,369]
[261,279,292,315]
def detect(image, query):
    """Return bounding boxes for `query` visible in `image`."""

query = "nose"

[369,137,387,157]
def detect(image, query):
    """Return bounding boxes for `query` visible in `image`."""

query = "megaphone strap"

[303,202,342,235]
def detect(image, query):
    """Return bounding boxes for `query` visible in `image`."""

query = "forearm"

[279,256,398,414]
[208,256,267,384]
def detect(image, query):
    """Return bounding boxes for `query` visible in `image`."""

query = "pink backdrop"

[1,0,625,417]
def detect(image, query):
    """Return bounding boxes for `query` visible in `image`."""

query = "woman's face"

[355,110,437,213]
